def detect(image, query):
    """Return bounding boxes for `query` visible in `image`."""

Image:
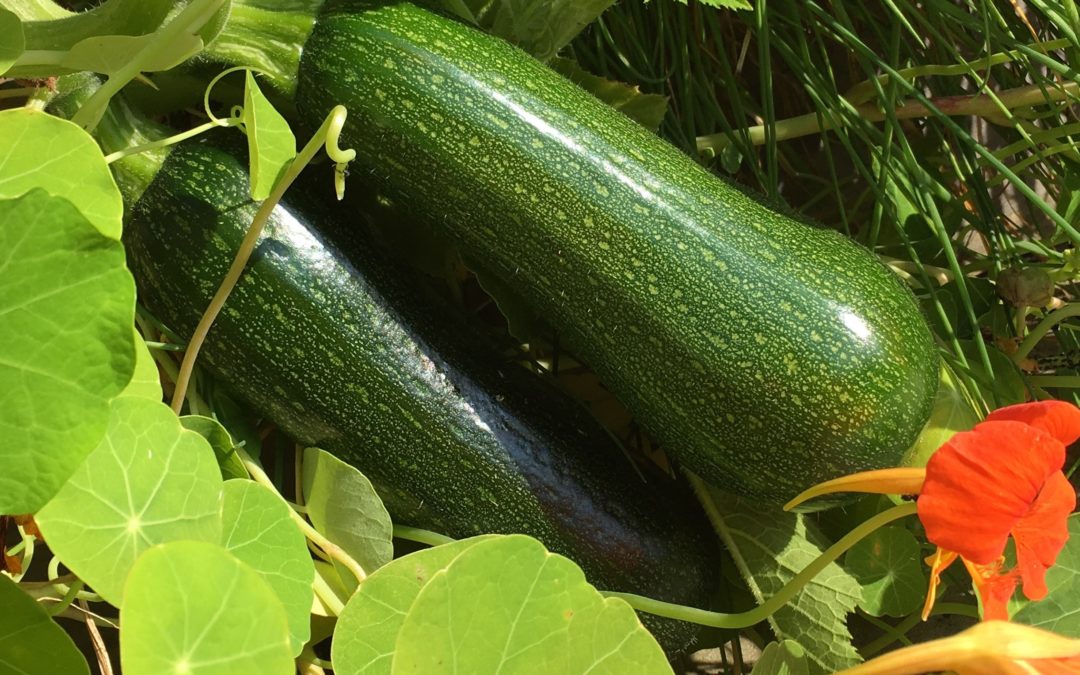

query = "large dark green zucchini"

[122,135,718,651]
[292,0,941,503]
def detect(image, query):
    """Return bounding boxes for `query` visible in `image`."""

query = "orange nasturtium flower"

[786,400,1080,622]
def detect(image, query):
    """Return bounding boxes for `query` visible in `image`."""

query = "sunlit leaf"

[302,447,393,593]
[221,479,314,655]
[333,535,496,675]
[120,541,293,675]
[36,396,223,606]
[181,414,248,480]
[1013,514,1080,635]
[243,70,296,201]
[392,535,671,674]
[0,574,90,675]
[61,31,203,75]
[551,58,668,132]
[0,9,24,75]
[120,333,163,401]
[0,109,123,238]
[0,190,134,514]
[844,526,926,617]
[750,641,810,675]
[697,488,861,673]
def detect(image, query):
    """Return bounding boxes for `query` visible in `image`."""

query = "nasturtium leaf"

[0,190,135,514]
[120,541,292,675]
[120,333,163,401]
[844,526,926,617]
[333,535,496,675]
[61,31,204,75]
[302,447,394,593]
[0,9,24,75]
[221,479,314,655]
[243,70,296,201]
[392,535,671,675]
[698,488,861,673]
[181,414,247,480]
[36,396,223,606]
[0,109,123,238]
[551,58,668,132]
[0,573,90,675]
[750,641,810,675]
[1013,514,1080,635]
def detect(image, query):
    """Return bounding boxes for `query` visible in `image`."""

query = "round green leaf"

[333,535,496,675]
[0,573,89,675]
[749,641,809,675]
[120,332,163,401]
[221,479,314,655]
[0,109,123,238]
[181,415,247,480]
[302,447,393,593]
[844,526,926,617]
[0,190,135,514]
[0,9,24,75]
[392,535,671,675]
[120,541,292,675]
[36,396,223,606]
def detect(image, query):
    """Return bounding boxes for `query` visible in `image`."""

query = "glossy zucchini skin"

[295,0,941,503]
[123,137,718,651]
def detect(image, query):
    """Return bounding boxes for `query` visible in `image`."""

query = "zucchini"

[288,0,941,503]
[121,134,719,651]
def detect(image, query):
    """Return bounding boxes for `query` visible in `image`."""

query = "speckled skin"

[296,0,941,503]
[123,138,719,652]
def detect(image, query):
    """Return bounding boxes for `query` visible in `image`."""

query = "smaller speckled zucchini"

[119,131,719,652]
[285,0,942,503]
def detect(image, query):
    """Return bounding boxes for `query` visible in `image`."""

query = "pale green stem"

[1014,303,1080,360]
[236,446,367,584]
[603,502,918,629]
[169,104,355,413]
[697,80,1080,153]
[104,117,240,164]
[45,579,84,617]
[392,525,456,547]
[0,87,39,99]
[311,570,345,616]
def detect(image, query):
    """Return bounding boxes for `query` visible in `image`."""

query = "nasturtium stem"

[392,525,457,547]
[45,579,84,617]
[311,570,345,616]
[603,502,919,629]
[236,446,367,584]
[104,117,241,164]
[170,104,356,414]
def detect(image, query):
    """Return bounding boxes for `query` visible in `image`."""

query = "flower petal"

[962,558,1019,622]
[922,547,958,620]
[985,401,1080,447]
[918,421,1065,564]
[1013,470,1076,601]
